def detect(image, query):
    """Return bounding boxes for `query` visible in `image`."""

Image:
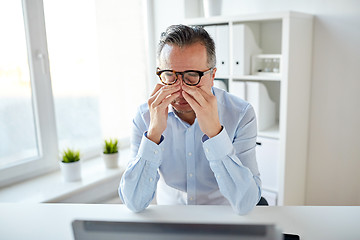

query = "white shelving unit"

[186,11,313,205]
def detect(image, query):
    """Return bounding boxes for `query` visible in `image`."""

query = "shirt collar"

[168,105,176,114]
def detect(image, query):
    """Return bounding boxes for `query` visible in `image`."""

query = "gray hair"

[157,24,216,68]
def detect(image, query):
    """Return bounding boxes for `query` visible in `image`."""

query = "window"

[0,0,148,187]
[0,0,39,168]
[0,0,58,187]
[43,0,102,156]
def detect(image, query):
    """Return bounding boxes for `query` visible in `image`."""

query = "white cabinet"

[246,82,277,133]
[232,23,261,76]
[256,137,280,205]
[204,25,229,77]
[186,11,313,205]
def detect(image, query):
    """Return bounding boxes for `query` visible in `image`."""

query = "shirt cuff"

[137,132,164,166]
[202,126,233,162]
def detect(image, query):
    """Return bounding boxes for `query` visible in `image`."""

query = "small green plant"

[61,148,80,163]
[103,138,119,154]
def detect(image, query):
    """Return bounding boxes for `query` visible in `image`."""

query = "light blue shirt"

[119,87,261,215]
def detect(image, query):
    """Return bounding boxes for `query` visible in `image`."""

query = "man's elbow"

[232,188,260,215]
[125,202,147,213]
[118,187,148,213]
[232,203,256,215]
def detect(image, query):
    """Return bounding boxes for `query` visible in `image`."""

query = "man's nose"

[177,74,184,87]
[175,74,184,97]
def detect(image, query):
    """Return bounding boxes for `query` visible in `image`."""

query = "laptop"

[72,220,282,240]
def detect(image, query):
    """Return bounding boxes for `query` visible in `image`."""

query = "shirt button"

[189,197,193,201]
[205,148,209,153]
[188,152,192,156]
[149,178,153,182]
[154,150,158,154]
[189,173,193,177]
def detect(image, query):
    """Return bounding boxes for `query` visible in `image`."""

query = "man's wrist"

[206,125,223,138]
[146,130,162,145]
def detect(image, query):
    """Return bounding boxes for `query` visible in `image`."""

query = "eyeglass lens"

[160,71,200,85]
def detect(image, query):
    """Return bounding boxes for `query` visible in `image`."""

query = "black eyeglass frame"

[156,67,214,86]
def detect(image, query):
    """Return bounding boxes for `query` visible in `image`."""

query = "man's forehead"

[158,44,175,65]
[159,43,207,69]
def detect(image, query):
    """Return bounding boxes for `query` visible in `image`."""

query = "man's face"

[158,42,216,114]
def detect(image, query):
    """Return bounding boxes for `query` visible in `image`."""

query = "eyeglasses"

[156,68,213,86]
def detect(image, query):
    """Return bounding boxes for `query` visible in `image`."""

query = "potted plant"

[59,148,81,182]
[102,138,119,169]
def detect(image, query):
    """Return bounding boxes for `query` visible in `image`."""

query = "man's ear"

[211,68,217,86]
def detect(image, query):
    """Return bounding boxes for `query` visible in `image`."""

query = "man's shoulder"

[213,87,250,112]
[133,102,150,124]
[138,102,149,113]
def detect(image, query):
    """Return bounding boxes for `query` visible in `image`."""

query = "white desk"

[0,204,359,240]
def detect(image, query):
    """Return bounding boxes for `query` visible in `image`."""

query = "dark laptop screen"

[72,220,281,240]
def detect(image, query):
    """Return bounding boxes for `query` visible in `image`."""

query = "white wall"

[95,0,147,141]
[151,0,360,205]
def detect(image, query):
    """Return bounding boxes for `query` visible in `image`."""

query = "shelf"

[185,11,312,26]
[232,75,281,82]
[258,124,279,139]
[187,11,313,205]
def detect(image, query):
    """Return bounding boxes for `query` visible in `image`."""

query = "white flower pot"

[59,160,82,182]
[102,152,119,169]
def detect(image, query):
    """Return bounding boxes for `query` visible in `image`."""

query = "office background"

[0,0,359,206]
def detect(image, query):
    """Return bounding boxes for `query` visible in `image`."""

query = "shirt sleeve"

[118,110,164,212]
[202,104,262,215]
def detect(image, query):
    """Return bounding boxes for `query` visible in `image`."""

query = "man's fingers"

[182,86,207,106]
[150,83,163,97]
[151,86,180,108]
[182,91,200,111]
[151,81,181,97]
[190,86,216,106]
[161,91,181,107]
[196,86,214,100]
[149,84,180,105]
[151,91,180,114]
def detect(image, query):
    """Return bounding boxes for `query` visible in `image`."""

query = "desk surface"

[0,204,359,240]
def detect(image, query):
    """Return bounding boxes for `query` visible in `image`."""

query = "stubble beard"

[171,99,194,115]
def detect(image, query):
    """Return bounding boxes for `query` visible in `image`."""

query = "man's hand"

[147,83,181,144]
[182,85,222,138]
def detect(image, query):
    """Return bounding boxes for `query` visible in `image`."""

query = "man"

[119,24,261,215]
